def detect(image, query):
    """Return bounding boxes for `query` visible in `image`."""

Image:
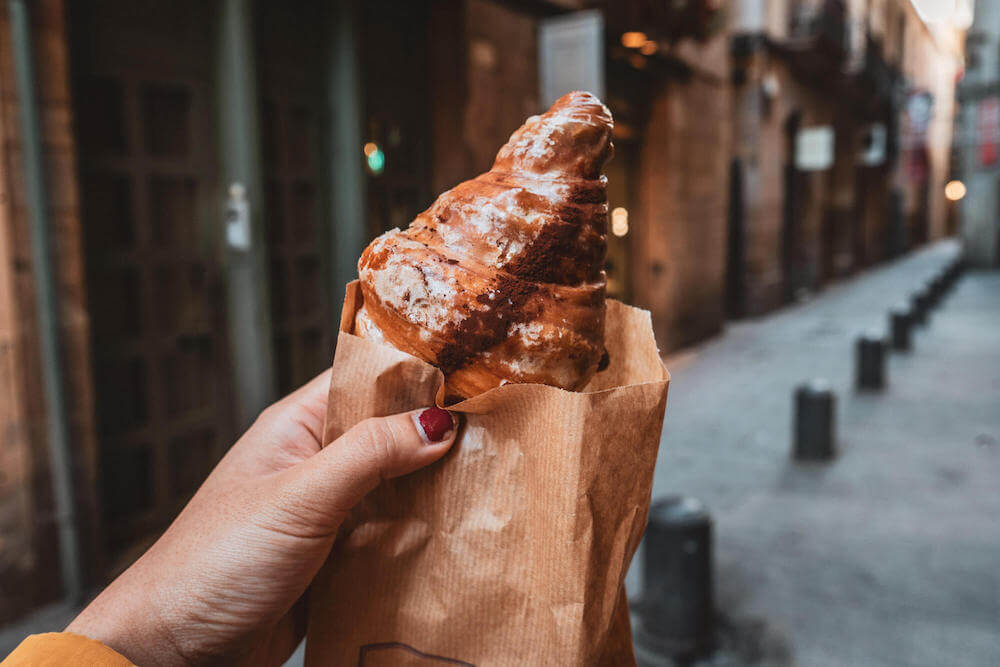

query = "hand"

[66,368,457,665]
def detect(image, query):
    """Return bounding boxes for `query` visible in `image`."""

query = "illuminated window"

[611,207,629,237]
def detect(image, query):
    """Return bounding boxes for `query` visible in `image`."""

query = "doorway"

[726,157,746,318]
[256,0,336,394]
[781,110,804,301]
[69,0,235,566]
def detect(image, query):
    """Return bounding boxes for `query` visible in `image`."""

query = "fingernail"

[415,407,455,443]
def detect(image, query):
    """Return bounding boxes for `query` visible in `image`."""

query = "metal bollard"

[856,332,887,390]
[890,307,912,352]
[638,496,714,660]
[943,269,957,295]
[946,259,964,286]
[793,380,836,461]
[928,276,944,306]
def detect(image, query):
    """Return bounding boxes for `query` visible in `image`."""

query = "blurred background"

[0,0,997,664]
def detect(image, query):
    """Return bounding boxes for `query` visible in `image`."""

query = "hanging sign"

[977,97,1000,167]
[857,123,886,166]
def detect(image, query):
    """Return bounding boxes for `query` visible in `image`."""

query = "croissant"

[355,91,614,400]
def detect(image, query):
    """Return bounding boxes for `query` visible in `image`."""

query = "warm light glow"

[629,54,647,70]
[621,32,647,49]
[363,142,378,158]
[639,40,658,56]
[945,180,966,201]
[611,207,629,237]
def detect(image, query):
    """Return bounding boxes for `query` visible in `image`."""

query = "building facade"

[956,0,1000,266]
[728,0,963,316]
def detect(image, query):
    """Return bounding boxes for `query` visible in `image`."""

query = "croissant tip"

[550,90,612,125]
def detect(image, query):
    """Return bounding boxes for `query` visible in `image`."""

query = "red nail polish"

[418,407,454,442]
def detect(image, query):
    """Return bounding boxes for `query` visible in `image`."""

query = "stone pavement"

[629,240,1000,666]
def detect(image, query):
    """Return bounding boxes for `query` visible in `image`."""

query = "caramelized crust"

[356,91,614,399]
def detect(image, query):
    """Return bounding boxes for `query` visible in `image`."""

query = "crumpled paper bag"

[305,282,669,666]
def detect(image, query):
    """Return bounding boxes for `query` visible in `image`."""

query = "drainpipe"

[217,0,277,428]
[7,0,83,603]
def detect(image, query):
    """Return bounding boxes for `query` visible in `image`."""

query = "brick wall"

[733,45,868,315]
[0,0,100,623]
[630,35,731,352]
[730,0,960,316]
[898,8,960,244]
[429,0,539,194]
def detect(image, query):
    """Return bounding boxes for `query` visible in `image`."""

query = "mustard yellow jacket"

[3,633,131,666]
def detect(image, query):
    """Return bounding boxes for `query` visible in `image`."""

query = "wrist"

[67,571,184,666]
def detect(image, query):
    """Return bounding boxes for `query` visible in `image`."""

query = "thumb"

[276,407,458,527]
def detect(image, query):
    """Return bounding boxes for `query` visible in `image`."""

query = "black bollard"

[638,496,714,660]
[890,307,912,352]
[946,258,964,287]
[922,285,935,317]
[939,271,951,293]
[856,333,887,390]
[928,276,944,306]
[793,380,836,461]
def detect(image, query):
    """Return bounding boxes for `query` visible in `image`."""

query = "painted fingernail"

[416,407,455,443]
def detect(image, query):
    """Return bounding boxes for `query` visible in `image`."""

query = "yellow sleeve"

[2,632,133,666]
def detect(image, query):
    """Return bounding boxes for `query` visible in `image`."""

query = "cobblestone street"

[630,240,1000,666]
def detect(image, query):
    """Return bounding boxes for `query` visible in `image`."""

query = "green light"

[367,147,385,174]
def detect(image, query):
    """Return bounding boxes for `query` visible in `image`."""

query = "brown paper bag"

[305,282,669,666]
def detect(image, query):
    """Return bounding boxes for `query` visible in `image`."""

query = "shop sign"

[795,126,835,171]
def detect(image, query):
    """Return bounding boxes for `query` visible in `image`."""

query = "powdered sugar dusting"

[509,321,545,346]
[497,352,576,387]
[360,232,460,331]
[493,91,612,181]
[500,105,585,166]
[440,189,551,266]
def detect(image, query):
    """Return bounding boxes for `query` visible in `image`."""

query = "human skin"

[66,368,457,665]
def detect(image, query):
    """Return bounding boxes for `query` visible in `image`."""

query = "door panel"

[257,0,335,394]
[70,0,233,565]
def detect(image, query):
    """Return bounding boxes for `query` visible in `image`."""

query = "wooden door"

[257,0,334,394]
[70,0,233,566]
[361,0,432,237]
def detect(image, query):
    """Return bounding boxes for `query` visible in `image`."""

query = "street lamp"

[944,179,966,201]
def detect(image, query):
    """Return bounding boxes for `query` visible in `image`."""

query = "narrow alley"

[632,241,1000,666]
